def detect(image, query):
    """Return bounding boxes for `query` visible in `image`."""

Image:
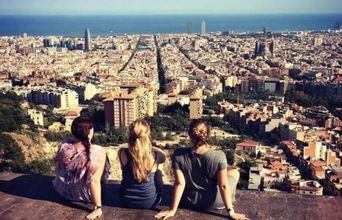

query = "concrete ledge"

[0,172,341,220]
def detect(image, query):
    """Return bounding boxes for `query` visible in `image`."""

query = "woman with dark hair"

[53,116,110,220]
[155,119,248,220]
[119,119,166,209]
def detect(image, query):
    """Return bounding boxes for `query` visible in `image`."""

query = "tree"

[0,92,33,132]
[257,151,263,159]
[0,133,27,172]
[289,68,303,80]
[225,150,235,165]
[92,133,107,146]
[210,137,240,149]
[107,127,128,145]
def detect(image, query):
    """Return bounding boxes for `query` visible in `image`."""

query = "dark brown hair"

[71,116,93,161]
[188,119,210,147]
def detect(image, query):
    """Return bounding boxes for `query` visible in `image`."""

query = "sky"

[0,0,341,15]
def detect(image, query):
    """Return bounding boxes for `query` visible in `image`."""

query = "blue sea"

[0,14,341,36]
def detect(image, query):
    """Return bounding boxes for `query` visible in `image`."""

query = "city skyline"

[0,0,342,15]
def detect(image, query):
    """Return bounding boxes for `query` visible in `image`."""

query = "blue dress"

[120,148,162,209]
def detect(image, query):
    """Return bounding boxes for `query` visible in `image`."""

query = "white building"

[27,109,44,127]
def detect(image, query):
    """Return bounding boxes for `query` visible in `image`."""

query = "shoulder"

[118,147,128,165]
[152,147,166,164]
[172,147,191,163]
[206,150,227,162]
[118,147,128,157]
[173,147,190,157]
[55,142,76,164]
[57,142,75,154]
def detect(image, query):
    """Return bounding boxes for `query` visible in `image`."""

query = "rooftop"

[0,172,342,220]
[237,140,260,148]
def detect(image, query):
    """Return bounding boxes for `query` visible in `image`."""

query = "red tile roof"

[237,140,259,148]
[65,111,78,117]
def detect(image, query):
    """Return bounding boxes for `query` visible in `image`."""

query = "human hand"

[86,207,102,220]
[154,209,176,220]
[228,212,249,220]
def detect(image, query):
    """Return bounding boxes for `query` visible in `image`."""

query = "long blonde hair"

[128,119,153,183]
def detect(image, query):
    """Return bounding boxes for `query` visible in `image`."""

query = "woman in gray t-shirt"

[155,119,248,220]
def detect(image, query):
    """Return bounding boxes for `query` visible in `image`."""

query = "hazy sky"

[0,0,341,15]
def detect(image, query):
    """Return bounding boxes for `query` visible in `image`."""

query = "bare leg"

[227,167,239,204]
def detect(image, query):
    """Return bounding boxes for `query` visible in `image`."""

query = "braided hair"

[188,119,210,147]
[71,116,93,161]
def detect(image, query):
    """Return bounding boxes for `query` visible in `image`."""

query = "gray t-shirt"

[172,147,227,210]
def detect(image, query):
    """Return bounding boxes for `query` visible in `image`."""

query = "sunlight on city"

[0,1,341,220]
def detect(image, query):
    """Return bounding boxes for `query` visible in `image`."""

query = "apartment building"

[104,87,157,128]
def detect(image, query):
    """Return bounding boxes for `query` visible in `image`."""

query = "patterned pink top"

[53,142,110,202]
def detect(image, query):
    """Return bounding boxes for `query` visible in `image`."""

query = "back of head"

[71,116,93,161]
[188,119,210,147]
[128,119,152,183]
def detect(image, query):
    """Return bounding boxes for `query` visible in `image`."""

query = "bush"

[92,134,107,146]
[0,133,52,174]
[147,104,190,134]
[224,149,235,165]
[44,131,72,142]
[0,92,33,132]
[107,127,128,145]
[0,133,27,172]
[209,137,240,149]
[29,159,52,175]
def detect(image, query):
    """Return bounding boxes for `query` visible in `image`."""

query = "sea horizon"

[0,13,341,36]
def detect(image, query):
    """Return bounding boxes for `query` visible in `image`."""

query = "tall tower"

[200,20,206,36]
[262,27,267,38]
[187,22,193,34]
[85,28,91,51]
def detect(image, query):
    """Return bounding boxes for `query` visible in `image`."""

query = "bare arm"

[217,168,234,211]
[87,149,106,220]
[155,169,185,219]
[217,169,249,220]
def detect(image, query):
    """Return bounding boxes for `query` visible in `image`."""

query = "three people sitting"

[53,117,247,220]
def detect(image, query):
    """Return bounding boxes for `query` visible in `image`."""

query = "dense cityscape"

[1,20,342,199]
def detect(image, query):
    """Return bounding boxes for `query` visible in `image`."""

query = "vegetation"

[285,90,342,114]
[92,133,108,146]
[288,68,303,80]
[106,127,128,145]
[237,160,257,190]
[44,105,62,127]
[44,131,72,142]
[204,88,272,110]
[0,92,33,132]
[83,95,106,132]
[147,103,190,139]
[0,133,26,172]
[0,133,51,174]
[209,137,240,150]
[224,149,235,165]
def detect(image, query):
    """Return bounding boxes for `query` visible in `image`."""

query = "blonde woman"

[119,119,166,209]
[155,119,248,220]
